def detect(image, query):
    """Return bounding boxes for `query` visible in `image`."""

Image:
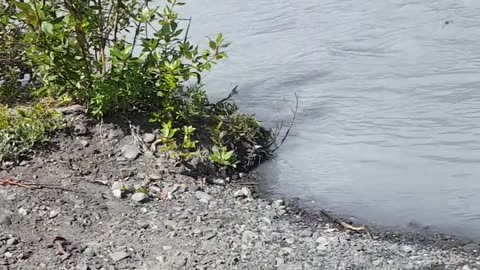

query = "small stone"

[195,191,213,204]
[188,183,199,192]
[273,200,284,207]
[74,123,88,135]
[108,129,124,140]
[3,252,12,258]
[83,247,96,257]
[143,133,156,143]
[76,263,90,270]
[6,238,17,247]
[164,220,177,230]
[109,251,130,262]
[242,230,257,244]
[111,181,126,190]
[48,210,59,219]
[299,230,313,237]
[112,189,123,199]
[316,236,329,250]
[0,214,12,226]
[280,247,293,255]
[156,255,167,263]
[18,208,28,216]
[19,161,27,166]
[401,245,414,253]
[149,174,161,180]
[149,186,161,195]
[79,140,89,147]
[463,243,480,252]
[462,265,471,270]
[131,192,148,203]
[373,259,382,266]
[162,246,172,251]
[121,144,141,161]
[234,187,252,198]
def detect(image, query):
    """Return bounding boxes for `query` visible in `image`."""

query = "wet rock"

[0,215,12,226]
[233,187,252,198]
[120,144,141,161]
[109,251,130,262]
[131,192,148,203]
[195,191,213,204]
[463,243,480,252]
[273,200,284,208]
[143,133,156,143]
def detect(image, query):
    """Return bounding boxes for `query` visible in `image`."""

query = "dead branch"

[272,92,299,153]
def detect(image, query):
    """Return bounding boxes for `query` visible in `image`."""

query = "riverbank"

[0,116,479,270]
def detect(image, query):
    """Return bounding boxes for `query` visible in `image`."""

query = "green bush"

[0,104,65,163]
[1,0,274,172]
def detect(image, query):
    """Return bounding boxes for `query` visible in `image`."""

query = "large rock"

[121,144,141,161]
[195,191,213,204]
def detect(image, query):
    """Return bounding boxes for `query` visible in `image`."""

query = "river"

[167,0,480,238]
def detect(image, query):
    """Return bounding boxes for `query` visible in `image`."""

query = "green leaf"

[209,40,216,50]
[41,21,54,37]
[216,33,223,44]
[15,2,31,12]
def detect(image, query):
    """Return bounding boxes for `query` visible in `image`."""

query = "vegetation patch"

[0,103,65,163]
[0,0,279,174]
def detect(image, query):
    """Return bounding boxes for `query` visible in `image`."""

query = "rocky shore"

[0,119,479,270]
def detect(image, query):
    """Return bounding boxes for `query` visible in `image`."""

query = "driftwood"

[320,209,374,238]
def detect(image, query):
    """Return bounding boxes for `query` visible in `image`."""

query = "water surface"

[165,0,480,238]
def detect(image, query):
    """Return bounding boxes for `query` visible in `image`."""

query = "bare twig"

[320,209,374,238]
[272,92,299,153]
[205,85,238,107]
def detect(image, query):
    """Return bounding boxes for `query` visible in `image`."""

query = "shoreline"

[0,117,479,269]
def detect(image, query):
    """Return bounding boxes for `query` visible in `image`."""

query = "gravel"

[0,120,478,270]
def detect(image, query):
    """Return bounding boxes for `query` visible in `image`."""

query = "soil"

[0,116,479,270]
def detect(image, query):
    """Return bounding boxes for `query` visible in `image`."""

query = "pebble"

[401,245,414,253]
[112,189,123,199]
[233,187,252,198]
[131,192,148,203]
[109,251,130,262]
[149,174,162,180]
[299,229,313,237]
[0,214,12,226]
[79,140,89,147]
[74,123,88,135]
[18,208,28,216]
[6,238,17,247]
[242,230,258,244]
[49,210,59,219]
[143,133,156,143]
[120,144,141,161]
[273,200,284,208]
[111,181,126,191]
[195,191,213,204]
[462,265,471,270]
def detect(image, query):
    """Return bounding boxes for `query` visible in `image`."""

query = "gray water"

[176,0,480,238]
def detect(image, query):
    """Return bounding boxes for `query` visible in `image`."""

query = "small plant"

[209,145,236,168]
[0,104,65,163]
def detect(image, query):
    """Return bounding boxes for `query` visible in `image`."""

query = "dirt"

[0,117,479,270]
